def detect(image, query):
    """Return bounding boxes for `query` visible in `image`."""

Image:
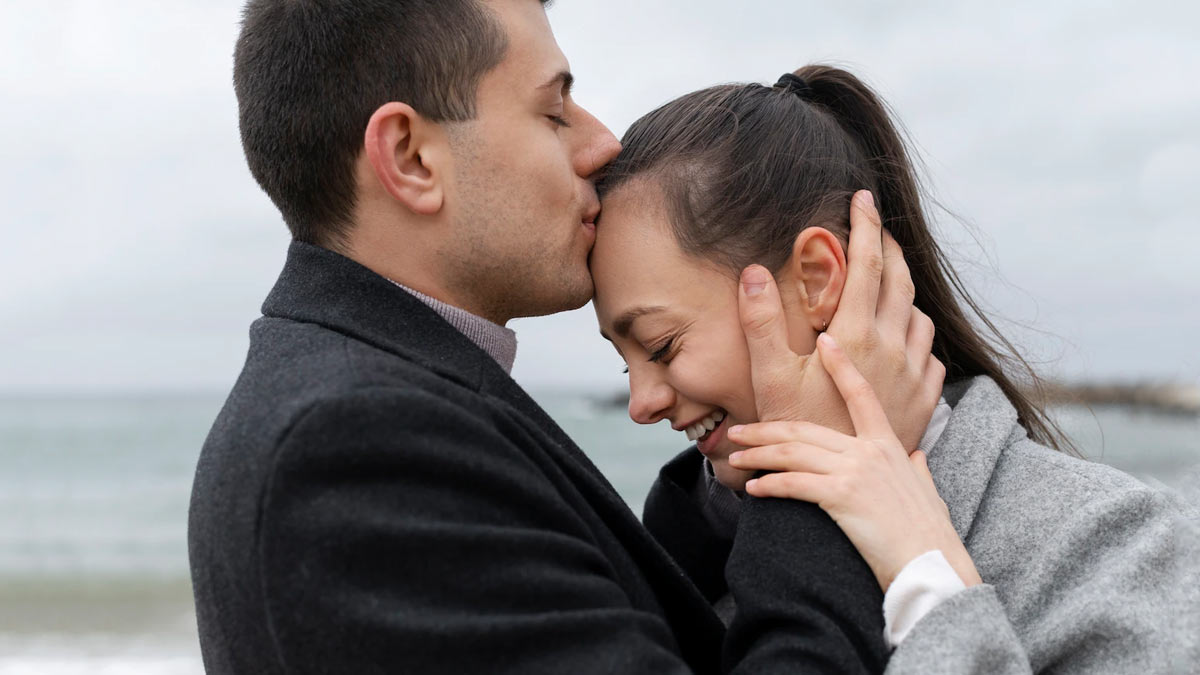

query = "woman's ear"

[363,102,446,216]
[783,226,848,332]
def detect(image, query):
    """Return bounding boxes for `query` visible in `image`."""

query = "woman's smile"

[676,408,725,443]
[695,410,730,456]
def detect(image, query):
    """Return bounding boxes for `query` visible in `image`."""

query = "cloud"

[1,0,1197,392]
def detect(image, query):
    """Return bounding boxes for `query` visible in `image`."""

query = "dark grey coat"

[187,242,890,675]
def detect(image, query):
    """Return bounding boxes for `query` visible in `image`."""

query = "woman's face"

[592,180,821,489]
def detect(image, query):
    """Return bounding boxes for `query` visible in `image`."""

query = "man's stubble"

[439,129,594,323]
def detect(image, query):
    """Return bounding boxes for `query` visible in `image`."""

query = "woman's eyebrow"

[600,306,668,341]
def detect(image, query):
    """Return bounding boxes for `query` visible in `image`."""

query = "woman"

[591,65,1200,672]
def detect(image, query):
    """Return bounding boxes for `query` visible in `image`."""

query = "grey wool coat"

[886,376,1200,674]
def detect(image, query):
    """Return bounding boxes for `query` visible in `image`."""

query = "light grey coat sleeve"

[887,451,1200,674]
[888,585,1028,672]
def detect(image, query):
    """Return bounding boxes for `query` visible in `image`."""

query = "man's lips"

[582,202,600,232]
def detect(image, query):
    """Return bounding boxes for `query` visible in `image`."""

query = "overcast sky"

[1,0,1197,394]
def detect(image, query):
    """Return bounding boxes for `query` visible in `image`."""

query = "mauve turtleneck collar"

[388,281,518,375]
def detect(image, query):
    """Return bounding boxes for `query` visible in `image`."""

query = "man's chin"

[513,273,593,318]
[558,265,595,310]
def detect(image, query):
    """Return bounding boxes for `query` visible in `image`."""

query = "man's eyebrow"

[538,70,574,97]
[599,306,668,342]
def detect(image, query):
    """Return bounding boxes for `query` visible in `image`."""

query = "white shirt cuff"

[882,549,966,648]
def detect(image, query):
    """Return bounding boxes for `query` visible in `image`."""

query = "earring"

[820,319,828,333]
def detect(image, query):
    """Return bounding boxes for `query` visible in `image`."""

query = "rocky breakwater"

[1040,381,1200,416]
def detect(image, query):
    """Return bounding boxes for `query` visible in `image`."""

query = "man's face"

[441,0,620,322]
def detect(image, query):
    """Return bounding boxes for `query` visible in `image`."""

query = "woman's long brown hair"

[599,64,1076,455]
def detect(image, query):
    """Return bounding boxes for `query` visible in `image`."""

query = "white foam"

[0,655,203,675]
[0,633,203,675]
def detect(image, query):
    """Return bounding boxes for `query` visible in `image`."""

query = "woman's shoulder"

[997,436,1157,504]
[979,431,1199,567]
[975,433,1200,661]
[940,375,1184,516]
[937,374,1196,554]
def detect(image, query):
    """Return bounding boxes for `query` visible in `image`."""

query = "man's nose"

[627,368,673,425]
[572,107,622,180]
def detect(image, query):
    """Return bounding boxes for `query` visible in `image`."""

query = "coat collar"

[926,376,1026,540]
[261,241,489,391]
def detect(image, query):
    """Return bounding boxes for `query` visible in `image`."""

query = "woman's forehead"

[592,201,734,327]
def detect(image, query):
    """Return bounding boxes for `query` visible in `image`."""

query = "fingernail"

[741,265,768,297]
[745,478,758,491]
[728,424,744,436]
[817,332,836,348]
[856,190,874,209]
[729,451,743,463]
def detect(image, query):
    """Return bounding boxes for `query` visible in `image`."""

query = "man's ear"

[363,102,446,216]
[783,226,848,332]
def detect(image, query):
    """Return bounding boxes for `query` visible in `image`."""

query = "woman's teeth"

[686,410,725,442]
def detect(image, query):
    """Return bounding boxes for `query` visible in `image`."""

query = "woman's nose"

[628,369,674,425]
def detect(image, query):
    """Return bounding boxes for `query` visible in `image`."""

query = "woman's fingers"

[815,333,892,440]
[922,351,947,420]
[875,231,916,336]
[744,471,831,502]
[909,450,932,482]
[729,442,842,475]
[727,419,852,450]
[738,264,805,422]
[837,190,884,335]
[906,306,936,369]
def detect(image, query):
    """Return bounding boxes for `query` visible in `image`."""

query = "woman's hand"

[727,332,982,592]
[738,190,943,453]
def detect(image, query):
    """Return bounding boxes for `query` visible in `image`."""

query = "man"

[188,1,940,672]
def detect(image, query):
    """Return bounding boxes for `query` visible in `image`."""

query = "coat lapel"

[926,376,1023,540]
[482,370,726,672]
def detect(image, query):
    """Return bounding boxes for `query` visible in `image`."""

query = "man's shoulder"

[240,314,491,416]
[201,315,508,487]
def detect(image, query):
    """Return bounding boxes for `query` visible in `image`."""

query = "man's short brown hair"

[234,0,547,249]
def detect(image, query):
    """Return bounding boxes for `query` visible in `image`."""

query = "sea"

[1,391,1197,673]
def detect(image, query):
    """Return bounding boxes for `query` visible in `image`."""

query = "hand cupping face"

[727,332,978,592]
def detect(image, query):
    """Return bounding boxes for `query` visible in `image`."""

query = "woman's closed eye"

[619,337,676,374]
[647,337,675,364]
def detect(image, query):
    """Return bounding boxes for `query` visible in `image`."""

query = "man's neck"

[345,227,510,326]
